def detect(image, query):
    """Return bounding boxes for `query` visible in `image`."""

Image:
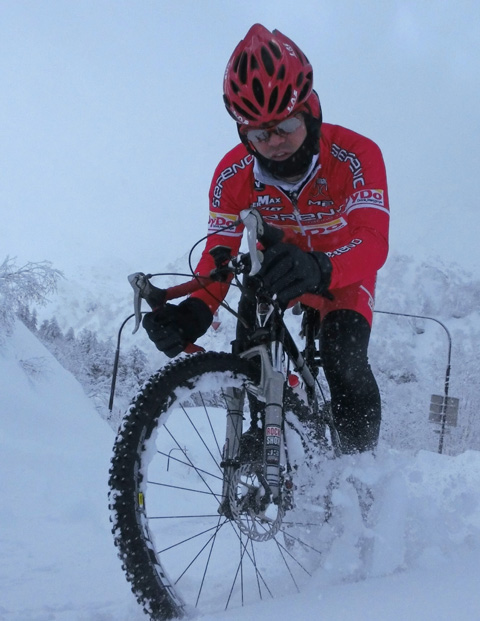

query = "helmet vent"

[276,65,285,81]
[298,81,311,102]
[277,85,292,114]
[268,40,282,60]
[237,52,249,84]
[242,96,261,115]
[233,102,256,121]
[268,87,278,113]
[296,72,304,88]
[252,78,265,107]
[233,53,241,72]
[260,46,275,76]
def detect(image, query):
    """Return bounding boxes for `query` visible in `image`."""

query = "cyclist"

[143,24,389,455]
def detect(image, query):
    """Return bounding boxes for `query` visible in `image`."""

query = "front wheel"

[108,352,332,620]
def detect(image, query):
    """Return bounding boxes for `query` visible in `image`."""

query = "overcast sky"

[1,1,479,277]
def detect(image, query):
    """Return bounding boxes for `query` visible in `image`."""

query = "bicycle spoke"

[173,517,227,586]
[109,353,330,619]
[194,515,225,608]
[277,525,325,555]
[147,480,221,496]
[149,514,222,521]
[225,519,274,603]
[180,402,223,475]
[198,392,223,459]
[249,531,263,600]
[157,521,227,554]
[163,424,223,500]
[156,448,223,482]
[225,527,251,609]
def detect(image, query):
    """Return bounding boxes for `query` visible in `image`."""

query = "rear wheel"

[109,352,333,620]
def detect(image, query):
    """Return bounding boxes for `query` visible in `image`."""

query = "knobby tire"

[108,352,331,620]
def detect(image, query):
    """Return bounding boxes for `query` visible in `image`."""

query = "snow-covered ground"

[1,249,480,620]
[2,4,480,618]
[0,321,141,621]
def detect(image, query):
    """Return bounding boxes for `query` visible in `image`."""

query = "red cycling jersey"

[192,123,389,325]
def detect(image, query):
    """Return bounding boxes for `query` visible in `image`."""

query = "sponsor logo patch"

[251,195,283,208]
[212,155,254,208]
[208,211,239,234]
[346,189,385,210]
[326,238,363,258]
[331,143,365,188]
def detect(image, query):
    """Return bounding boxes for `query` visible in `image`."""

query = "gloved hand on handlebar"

[258,242,332,309]
[142,297,213,358]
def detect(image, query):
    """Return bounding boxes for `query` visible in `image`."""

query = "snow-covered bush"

[0,256,62,343]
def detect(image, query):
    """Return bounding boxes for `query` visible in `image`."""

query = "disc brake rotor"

[228,463,285,541]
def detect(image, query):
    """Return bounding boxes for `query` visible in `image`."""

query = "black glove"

[258,242,332,308]
[142,297,213,358]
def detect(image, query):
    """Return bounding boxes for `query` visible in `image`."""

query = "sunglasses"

[243,116,303,144]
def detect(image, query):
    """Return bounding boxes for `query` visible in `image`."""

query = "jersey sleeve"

[327,137,389,290]
[190,147,253,312]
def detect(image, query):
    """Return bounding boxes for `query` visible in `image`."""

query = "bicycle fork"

[219,343,286,520]
[220,387,245,516]
[240,343,285,503]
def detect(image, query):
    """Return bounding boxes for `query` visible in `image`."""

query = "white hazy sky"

[1,1,479,276]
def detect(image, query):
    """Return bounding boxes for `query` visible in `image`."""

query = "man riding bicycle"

[143,24,390,455]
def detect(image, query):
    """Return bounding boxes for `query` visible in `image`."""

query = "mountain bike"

[108,209,343,620]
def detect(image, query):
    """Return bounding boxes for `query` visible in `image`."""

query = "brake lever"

[239,208,264,276]
[128,272,167,334]
[128,273,149,334]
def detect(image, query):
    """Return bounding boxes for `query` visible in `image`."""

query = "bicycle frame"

[109,209,350,619]
[122,207,339,508]
[214,270,336,508]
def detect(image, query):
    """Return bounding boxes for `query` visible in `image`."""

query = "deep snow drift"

[1,250,480,620]
[0,322,141,620]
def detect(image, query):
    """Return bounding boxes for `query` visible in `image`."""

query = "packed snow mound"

[1,321,480,619]
[0,322,141,620]
[199,447,480,621]
[5,250,480,619]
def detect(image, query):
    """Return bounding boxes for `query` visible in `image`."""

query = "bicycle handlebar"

[128,208,266,334]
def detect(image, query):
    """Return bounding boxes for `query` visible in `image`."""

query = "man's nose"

[266,130,286,146]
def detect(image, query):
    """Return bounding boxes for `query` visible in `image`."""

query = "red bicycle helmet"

[224,24,315,126]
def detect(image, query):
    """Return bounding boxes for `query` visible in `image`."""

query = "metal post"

[375,310,453,454]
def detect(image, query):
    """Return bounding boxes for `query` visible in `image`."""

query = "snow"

[0,322,142,620]
[2,2,480,619]
[2,276,480,619]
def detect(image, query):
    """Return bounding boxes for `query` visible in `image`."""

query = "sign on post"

[429,395,459,427]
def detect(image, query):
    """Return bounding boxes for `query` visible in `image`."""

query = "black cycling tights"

[319,309,381,454]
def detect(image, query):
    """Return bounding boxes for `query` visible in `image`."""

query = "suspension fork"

[239,343,285,502]
[220,387,245,507]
